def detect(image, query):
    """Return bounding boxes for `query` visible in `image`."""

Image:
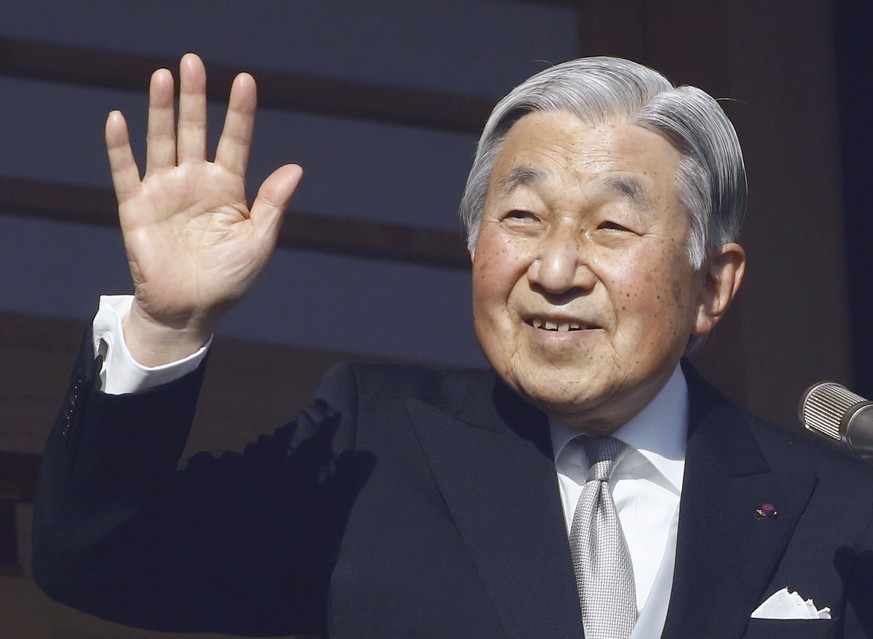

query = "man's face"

[471,111,715,433]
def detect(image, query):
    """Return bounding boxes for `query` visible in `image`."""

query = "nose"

[527,224,595,294]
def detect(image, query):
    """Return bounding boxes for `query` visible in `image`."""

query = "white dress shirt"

[94,294,688,635]
[550,364,688,635]
[93,296,209,395]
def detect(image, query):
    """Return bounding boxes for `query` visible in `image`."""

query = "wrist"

[123,303,216,367]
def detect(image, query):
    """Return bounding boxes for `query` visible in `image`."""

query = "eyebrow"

[600,176,654,211]
[498,167,654,210]
[496,166,545,194]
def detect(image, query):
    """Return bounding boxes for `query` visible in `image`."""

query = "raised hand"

[105,54,302,366]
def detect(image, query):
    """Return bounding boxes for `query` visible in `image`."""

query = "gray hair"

[459,57,746,271]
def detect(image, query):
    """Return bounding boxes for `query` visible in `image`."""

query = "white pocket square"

[751,587,831,620]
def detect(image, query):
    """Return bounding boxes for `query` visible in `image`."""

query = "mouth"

[525,317,596,332]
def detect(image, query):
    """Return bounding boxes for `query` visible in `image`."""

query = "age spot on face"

[471,111,710,432]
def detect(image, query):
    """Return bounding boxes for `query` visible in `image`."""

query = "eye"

[597,220,631,232]
[505,209,537,221]
[500,209,542,228]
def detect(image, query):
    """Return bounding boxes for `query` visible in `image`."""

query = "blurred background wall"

[1,1,870,636]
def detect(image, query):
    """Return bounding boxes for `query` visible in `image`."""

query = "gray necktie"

[569,436,637,639]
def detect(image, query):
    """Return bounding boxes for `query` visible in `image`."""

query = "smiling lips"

[526,317,596,332]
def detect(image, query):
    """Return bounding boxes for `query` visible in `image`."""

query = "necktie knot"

[580,436,628,482]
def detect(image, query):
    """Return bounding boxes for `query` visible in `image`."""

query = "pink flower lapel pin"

[755,503,778,519]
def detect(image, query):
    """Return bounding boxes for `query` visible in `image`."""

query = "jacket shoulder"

[685,361,873,485]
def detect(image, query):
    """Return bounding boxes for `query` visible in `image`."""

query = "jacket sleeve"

[32,330,366,637]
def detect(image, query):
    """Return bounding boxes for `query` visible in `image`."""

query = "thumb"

[250,163,303,241]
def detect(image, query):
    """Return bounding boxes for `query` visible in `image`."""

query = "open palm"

[105,54,302,364]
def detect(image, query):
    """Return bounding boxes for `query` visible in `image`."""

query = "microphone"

[799,382,873,457]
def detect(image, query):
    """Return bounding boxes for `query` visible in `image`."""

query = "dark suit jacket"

[33,336,873,638]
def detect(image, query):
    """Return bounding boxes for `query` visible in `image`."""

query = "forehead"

[489,111,682,200]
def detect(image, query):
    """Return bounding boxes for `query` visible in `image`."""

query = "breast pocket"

[743,618,838,639]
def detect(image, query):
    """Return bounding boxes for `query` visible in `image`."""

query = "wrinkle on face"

[471,111,706,434]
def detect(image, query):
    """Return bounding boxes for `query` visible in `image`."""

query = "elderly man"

[34,55,873,638]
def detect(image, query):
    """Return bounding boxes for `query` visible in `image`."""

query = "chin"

[510,374,602,415]
[503,361,635,428]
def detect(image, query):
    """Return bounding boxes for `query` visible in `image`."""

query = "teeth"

[530,318,586,331]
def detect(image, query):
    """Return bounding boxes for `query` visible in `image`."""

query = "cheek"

[471,256,500,309]
[609,243,693,322]
[472,235,529,301]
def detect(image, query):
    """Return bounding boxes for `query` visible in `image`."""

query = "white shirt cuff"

[93,295,211,395]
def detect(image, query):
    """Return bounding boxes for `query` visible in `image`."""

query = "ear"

[692,242,746,337]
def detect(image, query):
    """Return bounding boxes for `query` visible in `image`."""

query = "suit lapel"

[406,373,582,638]
[661,368,817,639]
[403,365,818,638]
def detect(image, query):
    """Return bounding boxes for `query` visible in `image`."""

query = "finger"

[145,68,176,175]
[215,72,257,178]
[177,53,208,164]
[105,110,142,210]
[250,164,303,242]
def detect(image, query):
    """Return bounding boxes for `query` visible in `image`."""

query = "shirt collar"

[549,363,688,494]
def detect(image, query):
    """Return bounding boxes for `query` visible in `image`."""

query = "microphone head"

[800,381,873,456]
